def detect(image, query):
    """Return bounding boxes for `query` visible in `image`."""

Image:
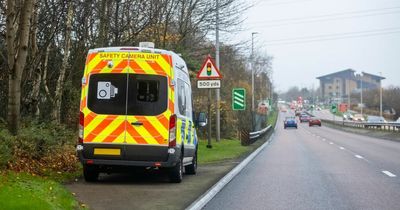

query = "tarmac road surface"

[203,111,400,210]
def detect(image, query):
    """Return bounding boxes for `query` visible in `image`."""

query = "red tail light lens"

[78,112,84,144]
[169,115,177,147]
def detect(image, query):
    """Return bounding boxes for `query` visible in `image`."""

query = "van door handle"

[131,121,143,126]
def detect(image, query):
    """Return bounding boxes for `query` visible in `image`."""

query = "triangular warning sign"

[197,55,222,79]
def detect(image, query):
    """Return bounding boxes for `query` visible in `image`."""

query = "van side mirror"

[197,112,207,127]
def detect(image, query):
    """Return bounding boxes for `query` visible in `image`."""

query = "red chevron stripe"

[126,125,148,144]
[111,59,128,73]
[129,60,146,74]
[135,116,165,144]
[85,115,118,142]
[102,121,126,143]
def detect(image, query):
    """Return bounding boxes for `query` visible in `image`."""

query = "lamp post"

[251,32,258,112]
[379,72,383,117]
[360,74,363,116]
[215,0,220,142]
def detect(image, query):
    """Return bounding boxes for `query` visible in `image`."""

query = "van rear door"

[125,74,169,146]
[83,51,131,147]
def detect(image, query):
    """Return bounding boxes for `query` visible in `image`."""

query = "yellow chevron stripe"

[135,60,157,75]
[91,116,126,143]
[158,55,172,77]
[98,58,126,74]
[112,132,126,144]
[176,119,182,145]
[145,116,168,139]
[127,116,159,145]
[125,134,138,144]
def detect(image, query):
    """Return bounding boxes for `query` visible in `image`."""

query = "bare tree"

[51,0,73,122]
[6,0,35,135]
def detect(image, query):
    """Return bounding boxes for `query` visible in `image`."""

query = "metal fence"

[321,119,400,132]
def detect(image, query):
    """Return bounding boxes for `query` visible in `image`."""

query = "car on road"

[299,114,310,122]
[284,117,298,129]
[309,117,321,127]
[367,115,386,123]
[352,114,365,122]
[342,112,353,120]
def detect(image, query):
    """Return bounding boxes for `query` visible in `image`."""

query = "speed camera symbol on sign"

[97,81,119,99]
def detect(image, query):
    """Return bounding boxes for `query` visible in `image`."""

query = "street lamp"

[379,72,383,117]
[360,73,363,116]
[251,32,258,112]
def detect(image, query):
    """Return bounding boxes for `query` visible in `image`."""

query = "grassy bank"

[0,121,83,209]
[198,110,277,164]
[0,172,82,210]
[198,139,253,164]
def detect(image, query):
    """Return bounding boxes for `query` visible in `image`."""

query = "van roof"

[88,46,175,56]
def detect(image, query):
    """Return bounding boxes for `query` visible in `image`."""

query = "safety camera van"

[77,42,206,183]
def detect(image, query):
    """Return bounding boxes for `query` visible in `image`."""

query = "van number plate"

[94,148,121,156]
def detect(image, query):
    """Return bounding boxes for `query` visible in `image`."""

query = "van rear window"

[127,74,167,116]
[87,74,127,115]
[87,73,167,116]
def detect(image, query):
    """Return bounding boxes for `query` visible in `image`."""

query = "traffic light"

[207,62,212,76]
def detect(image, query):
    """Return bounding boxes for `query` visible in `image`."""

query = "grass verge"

[0,172,83,210]
[198,110,277,164]
[198,139,253,164]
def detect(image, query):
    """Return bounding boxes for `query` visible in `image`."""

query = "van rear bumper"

[77,143,181,168]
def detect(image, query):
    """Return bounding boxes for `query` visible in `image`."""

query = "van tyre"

[83,165,99,182]
[185,150,197,175]
[169,156,183,183]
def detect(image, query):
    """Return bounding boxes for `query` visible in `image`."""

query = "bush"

[0,120,79,175]
[0,129,14,169]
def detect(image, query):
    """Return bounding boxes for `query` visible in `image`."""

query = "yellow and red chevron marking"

[84,52,173,77]
[81,110,172,145]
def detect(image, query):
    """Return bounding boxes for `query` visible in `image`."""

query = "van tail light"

[169,114,177,147]
[78,111,84,144]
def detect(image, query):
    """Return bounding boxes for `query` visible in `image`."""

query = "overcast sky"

[227,0,400,92]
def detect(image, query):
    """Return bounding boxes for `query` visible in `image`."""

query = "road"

[203,111,400,210]
[66,162,237,210]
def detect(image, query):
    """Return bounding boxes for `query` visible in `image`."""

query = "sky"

[225,0,400,92]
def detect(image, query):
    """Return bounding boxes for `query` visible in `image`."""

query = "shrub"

[0,120,79,175]
[0,129,14,170]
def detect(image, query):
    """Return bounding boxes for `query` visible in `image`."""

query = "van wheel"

[83,165,99,182]
[169,156,183,183]
[185,150,197,175]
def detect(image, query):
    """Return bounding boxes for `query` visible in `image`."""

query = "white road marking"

[382,171,397,177]
[339,147,345,150]
[322,138,326,141]
[355,155,363,159]
[329,142,334,145]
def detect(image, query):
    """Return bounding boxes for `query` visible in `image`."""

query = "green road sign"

[331,104,337,114]
[232,88,246,110]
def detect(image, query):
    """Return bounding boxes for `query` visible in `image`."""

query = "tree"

[6,0,35,135]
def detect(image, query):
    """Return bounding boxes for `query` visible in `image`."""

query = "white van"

[77,43,206,183]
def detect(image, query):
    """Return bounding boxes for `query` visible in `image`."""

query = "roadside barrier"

[321,119,400,132]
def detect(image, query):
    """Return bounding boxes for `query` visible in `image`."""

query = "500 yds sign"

[197,80,221,89]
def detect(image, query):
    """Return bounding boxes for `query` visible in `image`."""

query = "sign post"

[197,55,222,148]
